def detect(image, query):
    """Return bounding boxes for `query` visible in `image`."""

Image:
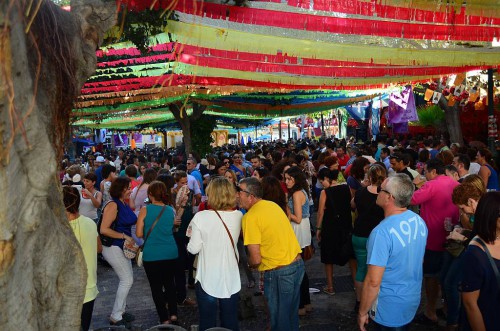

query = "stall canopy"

[72,0,500,129]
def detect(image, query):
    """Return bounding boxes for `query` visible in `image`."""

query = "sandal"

[323,286,335,295]
[169,315,179,325]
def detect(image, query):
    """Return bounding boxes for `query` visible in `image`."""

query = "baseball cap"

[95,156,105,163]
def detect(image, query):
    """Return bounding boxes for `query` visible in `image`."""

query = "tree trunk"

[169,102,207,156]
[438,96,464,145]
[0,1,116,329]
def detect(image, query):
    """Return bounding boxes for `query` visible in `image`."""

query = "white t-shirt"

[187,210,242,298]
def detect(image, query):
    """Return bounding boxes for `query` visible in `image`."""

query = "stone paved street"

[90,213,445,331]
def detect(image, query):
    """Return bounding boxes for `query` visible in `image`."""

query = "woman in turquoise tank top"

[136,181,179,325]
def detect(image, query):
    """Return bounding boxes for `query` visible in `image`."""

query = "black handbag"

[97,201,117,247]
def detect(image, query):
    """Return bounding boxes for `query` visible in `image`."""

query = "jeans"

[371,320,410,331]
[144,259,178,323]
[264,258,305,331]
[80,300,95,331]
[195,283,240,331]
[173,233,187,303]
[440,251,464,326]
[102,245,134,321]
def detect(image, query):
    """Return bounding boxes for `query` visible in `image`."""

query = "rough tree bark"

[169,102,207,155]
[438,95,464,145]
[0,0,115,329]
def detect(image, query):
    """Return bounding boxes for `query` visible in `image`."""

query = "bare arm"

[135,207,147,238]
[316,190,326,241]
[91,191,102,208]
[478,165,490,188]
[358,265,385,331]
[247,244,262,268]
[97,236,102,253]
[289,191,305,224]
[462,291,486,331]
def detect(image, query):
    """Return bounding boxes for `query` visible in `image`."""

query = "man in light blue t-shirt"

[359,174,428,331]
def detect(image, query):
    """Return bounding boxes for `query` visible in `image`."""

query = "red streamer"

[175,0,500,42]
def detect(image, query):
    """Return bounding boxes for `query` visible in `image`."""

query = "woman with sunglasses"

[229,154,246,181]
[284,166,312,316]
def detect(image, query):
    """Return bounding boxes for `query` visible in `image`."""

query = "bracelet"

[316,227,322,230]
[122,233,125,239]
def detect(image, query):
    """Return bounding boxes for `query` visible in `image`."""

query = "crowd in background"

[61,134,500,331]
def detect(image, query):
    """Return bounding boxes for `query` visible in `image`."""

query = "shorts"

[423,249,444,277]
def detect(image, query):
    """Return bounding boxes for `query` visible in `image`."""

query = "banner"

[371,107,380,136]
[388,86,418,124]
[393,122,409,134]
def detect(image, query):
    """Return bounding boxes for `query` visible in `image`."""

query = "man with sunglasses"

[239,177,304,331]
[359,174,428,331]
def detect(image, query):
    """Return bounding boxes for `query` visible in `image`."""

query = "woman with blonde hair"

[461,174,487,196]
[187,177,243,331]
[224,169,238,187]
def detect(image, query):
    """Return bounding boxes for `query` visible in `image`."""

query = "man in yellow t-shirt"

[239,177,304,331]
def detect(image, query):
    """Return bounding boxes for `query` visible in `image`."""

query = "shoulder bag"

[136,205,166,267]
[214,210,239,263]
[472,237,500,291]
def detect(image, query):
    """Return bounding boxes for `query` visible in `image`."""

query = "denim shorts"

[423,249,444,277]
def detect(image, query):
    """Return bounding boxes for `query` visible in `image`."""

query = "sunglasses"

[236,186,253,196]
[377,186,392,196]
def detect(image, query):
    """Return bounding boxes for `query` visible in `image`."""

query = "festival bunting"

[388,86,418,124]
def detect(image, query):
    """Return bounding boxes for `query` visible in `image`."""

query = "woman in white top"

[79,173,102,221]
[187,177,242,331]
[130,168,157,215]
[130,168,157,245]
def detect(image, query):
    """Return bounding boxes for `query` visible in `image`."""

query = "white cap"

[95,156,105,163]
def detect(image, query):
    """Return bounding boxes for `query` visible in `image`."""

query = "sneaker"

[109,318,131,328]
[178,297,197,307]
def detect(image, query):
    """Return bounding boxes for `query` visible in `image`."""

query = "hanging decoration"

[70,0,500,129]
[388,86,418,124]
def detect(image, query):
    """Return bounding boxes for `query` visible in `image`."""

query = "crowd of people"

[60,135,500,331]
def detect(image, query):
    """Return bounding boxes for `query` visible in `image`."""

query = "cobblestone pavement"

[90,214,444,331]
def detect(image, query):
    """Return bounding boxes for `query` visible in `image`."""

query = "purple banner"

[114,134,129,147]
[132,133,142,144]
[388,86,418,124]
[393,122,409,134]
